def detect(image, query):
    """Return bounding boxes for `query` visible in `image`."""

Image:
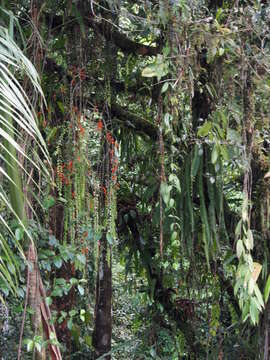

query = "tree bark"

[92,234,112,359]
[92,4,117,358]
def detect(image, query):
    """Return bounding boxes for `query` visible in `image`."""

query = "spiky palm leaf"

[0,25,50,295]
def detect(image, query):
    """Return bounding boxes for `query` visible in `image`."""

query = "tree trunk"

[93,234,112,359]
[28,243,46,360]
[92,3,117,358]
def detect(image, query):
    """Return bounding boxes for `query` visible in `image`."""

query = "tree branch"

[44,13,160,56]
[111,103,158,140]
[89,18,160,56]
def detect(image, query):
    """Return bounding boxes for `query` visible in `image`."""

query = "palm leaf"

[0,25,50,294]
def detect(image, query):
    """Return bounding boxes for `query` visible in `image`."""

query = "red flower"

[106,132,115,145]
[81,247,88,255]
[79,124,85,136]
[67,160,73,172]
[97,119,103,131]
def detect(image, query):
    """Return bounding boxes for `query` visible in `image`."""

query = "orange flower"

[97,119,103,131]
[110,149,115,157]
[81,247,88,255]
[79,124,85,136]
[106,132,114,144]
[67,160,73,172]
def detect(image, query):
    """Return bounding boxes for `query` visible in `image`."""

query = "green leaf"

[264,275,270,303]
[142,65,157,78]
[43,195,55,210]
[245,229,254,250]
[250,297,259,325]
[54,256,63,269]
[94,232,102,241]
[235,220,242,237]
[254,284,264,309]
[45,297,52,306]
[69,309,77,317]
[77,253,86,265]
[218,47,224,56]
[26,339,34,352]
[227,128,241,144]
[51,287,63,297]
[169,198,175,208]
[80,309,85,322]
[49,235,57,246]
[70,278,78,285]
[211,144,219,164]
[161,82,169,93]
[15,227,23,241]
[150,347,156,358]
[242,301,249,322]
[248,277,255,295]
[197,122,212,137]
[57,101,65,114]
[106,233,114,245]
[67,318,73,330]
[85,335,92,346]
[17,287,24,297]
[169,173,181,193]
[220,145,229,161]
[236,240,243,258]
[160,182,171,205]
[78,284,84,296]
[47,127,57,142]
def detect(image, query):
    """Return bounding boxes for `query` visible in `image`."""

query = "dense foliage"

[0,0,270,359]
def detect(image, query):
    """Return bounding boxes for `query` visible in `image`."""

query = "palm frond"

[0,25,50,295]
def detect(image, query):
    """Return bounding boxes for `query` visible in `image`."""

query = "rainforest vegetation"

[0,0,270,359]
